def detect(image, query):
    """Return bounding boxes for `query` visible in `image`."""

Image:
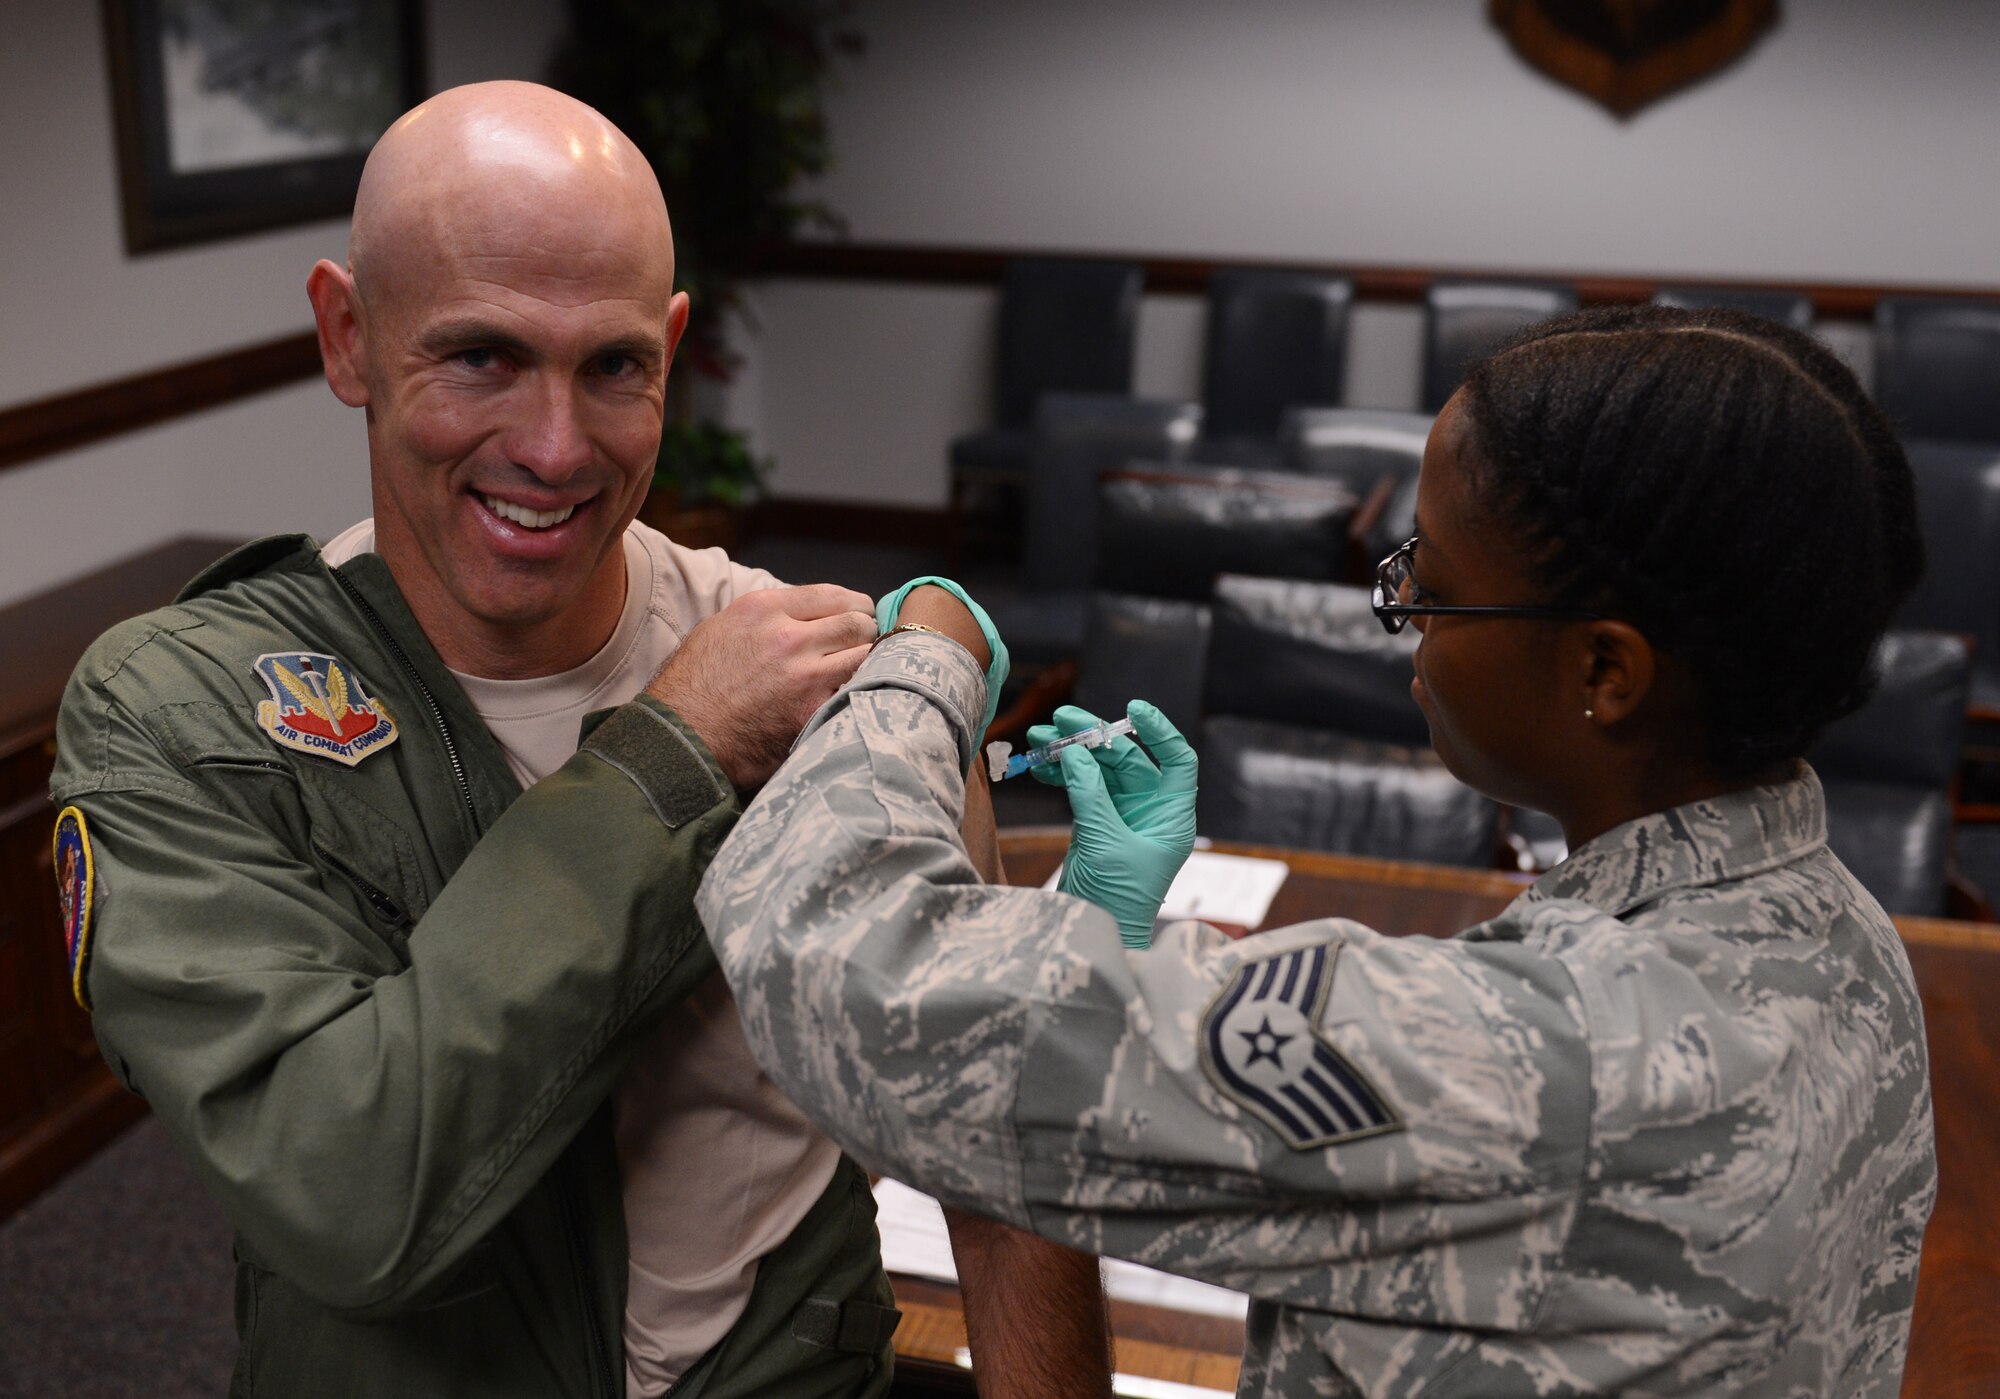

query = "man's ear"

[307,259,371,408]
[1579,620,1656,727]
[662,290,691,377]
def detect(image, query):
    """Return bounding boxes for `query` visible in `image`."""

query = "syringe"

[984,716,1136,782]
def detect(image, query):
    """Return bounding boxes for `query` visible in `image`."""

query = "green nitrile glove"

[876,576,1011,735]
[1038,701,1198,949]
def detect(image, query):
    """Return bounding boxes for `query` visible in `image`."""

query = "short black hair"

[1459,304,1923,778]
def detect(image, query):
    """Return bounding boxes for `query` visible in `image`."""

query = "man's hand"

[647,584,876,792]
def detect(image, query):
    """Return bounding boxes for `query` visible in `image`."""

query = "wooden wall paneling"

[6,244,2000,479]
[0,332,322,475]
[749,240,2000,319]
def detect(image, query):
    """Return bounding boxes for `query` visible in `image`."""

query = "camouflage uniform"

[700,634,1938,1398]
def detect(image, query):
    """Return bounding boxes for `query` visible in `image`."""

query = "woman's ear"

[1580,620,1655,726]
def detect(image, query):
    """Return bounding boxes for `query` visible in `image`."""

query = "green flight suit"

[50,535,896,1399]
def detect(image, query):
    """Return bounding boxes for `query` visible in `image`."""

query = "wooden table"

[0,538,242,1219]
[886,830,2000,1398]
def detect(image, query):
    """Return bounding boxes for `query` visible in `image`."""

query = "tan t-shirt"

[321,520,843,1397]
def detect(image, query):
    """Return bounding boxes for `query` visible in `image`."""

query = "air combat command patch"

[253,651,399,767]
[54,806,95,1011]
[1200,942,1401,1149]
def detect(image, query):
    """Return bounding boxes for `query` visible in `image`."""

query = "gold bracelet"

[873,621,947,647]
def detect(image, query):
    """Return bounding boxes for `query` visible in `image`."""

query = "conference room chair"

[1070,592,1213,745]
[1093,465,1358,603]
[1898,439,2000,714]
[972,393,1192,679]
[1811,631,1973,917]
[1196,267,1354,467]
[1049,467,1357,752]
[1496,632,1978,914]
[949,257,1144,559]
[1420,278,1578,412]
[1652,285,1814,330]
[1196,575,1501,866]
[1278,407,1433,578]
[1874,296,2000,446]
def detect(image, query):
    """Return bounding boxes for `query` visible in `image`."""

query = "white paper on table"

[1040,849,1290,932]
[873,1177,1249,1321]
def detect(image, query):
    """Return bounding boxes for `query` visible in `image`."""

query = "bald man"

[51,82,1107,1399]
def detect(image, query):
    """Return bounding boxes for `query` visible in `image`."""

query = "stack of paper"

[1042,848,1290,936]
[872,1177,1249,1322]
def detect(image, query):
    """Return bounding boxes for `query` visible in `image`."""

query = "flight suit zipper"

[557,1163,615,1399]
[330,567,480,838]
[333,564,610,1395]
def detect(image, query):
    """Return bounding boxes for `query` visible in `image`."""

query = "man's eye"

[595,353,636,376]
[456,348,497,370]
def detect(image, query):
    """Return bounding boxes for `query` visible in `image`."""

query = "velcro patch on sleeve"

[1199,943,1401,1149]
[53,807,97,1012]
[581,703,729,828]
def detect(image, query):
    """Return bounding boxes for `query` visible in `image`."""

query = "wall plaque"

[1489,0,1778,118]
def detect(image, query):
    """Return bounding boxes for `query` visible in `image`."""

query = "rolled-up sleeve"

[699,633,1592,1319]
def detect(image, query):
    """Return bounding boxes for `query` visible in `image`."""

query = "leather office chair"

[1279,407,1432,578]
[1095,466,1357,602]
[1071,593,1212,745]
[1874,297,2000,446]
[1421,279,1578,413]
[1652,285,1813,330]
[974,394,1202,671]
[1811,630,1972,917]
[1056,469,1354,752]
[1197,576,1500,866]
[1197,268,1354,467]
[1898,440,2000,713]
[949,258,1144,557]
[1489,631,1970,898]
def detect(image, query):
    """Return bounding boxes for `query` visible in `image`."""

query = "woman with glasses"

[697,305,1935,1397]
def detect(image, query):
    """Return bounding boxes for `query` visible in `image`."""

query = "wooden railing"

[7,240,1999,478]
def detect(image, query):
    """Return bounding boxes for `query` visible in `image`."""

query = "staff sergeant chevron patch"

[1199,943,1401,1149]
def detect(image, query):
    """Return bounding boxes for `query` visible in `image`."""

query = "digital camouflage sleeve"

[698,633,1936,1398]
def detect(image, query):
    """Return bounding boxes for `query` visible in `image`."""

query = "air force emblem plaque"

[253,651,399,767]
[1201,943,1400,1150]
[1490,0,1779,119]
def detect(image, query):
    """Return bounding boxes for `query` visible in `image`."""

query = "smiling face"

[309,84,688,677]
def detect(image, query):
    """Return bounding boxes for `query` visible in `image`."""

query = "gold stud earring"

[1584,708,1596,721]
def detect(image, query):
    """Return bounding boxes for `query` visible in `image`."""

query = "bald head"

[349,81,675,316]
[307,80,693,677]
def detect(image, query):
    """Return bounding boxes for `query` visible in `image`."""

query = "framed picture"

[102,0,426,253]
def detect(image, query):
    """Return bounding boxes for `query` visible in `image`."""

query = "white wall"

[8,0,1993,589]
[728,0,2000,508]
[0,0,569,607]
[807,0,2000,285]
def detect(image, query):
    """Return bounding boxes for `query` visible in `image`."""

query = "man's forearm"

[948,771,1113,1396]
[946,1206,1113,1399]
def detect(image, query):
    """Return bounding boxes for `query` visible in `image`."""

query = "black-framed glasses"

[1372,535,1606,635]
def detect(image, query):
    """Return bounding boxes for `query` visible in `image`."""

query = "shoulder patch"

[1199,943,1401,1149]
[252,651,399,768]
[54,807,96,1011]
